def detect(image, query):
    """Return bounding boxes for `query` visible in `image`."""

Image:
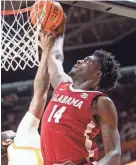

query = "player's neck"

[73,79,96,91]
[71,75,98,90]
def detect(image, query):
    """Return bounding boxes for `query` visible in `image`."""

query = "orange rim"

[1,6,33,15]
[1,1,46,15]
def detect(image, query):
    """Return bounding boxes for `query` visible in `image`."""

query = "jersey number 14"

[48,105,67,123]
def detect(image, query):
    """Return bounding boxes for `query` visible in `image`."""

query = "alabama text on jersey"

[41,82,106,165]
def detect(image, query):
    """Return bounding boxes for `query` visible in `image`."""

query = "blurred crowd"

[1,83,136,165]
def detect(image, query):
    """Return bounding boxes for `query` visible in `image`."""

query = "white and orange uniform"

[7,112,43,165]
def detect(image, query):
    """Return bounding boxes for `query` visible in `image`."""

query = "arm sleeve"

[14,112,40,147]
[16,111,40,136]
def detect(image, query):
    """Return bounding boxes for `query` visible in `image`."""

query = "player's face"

[2,138,13,147]
[1,130,15,147]
[69,55,102,82]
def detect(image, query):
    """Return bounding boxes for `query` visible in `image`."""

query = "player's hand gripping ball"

[30,0,64,36]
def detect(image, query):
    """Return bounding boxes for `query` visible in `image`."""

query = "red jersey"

[41,82,106,165]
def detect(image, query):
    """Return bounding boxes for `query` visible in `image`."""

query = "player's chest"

[44,93,92,124]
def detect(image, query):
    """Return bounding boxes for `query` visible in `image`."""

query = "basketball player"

[1,32,54,165]
[40,24,121,164]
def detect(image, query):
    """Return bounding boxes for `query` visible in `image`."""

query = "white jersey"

[7,112,43,165]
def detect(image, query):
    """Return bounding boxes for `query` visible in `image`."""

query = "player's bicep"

[48,56,73,89]
[50,69,72,89]
[97,97,121,154]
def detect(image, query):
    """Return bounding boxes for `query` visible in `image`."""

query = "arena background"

[1,1,136,165]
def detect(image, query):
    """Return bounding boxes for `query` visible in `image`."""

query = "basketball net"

[1,0,46,71]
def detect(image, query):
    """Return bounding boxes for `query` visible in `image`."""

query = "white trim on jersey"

[92,161,98,165]
[84,121,96,162]
[69,84,103,93]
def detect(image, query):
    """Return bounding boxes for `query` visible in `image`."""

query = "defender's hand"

[39,31,55,52]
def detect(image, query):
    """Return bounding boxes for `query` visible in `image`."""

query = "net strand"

[1,0,47,71]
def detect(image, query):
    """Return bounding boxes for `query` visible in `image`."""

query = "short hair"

[93,49,121,91]
[1,131,15,155]
[1,131,15,141]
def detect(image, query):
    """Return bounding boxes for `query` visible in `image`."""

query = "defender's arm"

[16,33,53,135]
[96,96,121,165]
[28,33,53,120]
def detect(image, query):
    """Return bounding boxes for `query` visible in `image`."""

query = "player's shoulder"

[56,81,72,90]
[83,90,107,103]
[97,96,113,105]
[96,96,117,117]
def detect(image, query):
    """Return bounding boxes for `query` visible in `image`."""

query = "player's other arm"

[96,96,121,165]
[47,33,73,90]
[28,33,53,120]
[16,33,53,135]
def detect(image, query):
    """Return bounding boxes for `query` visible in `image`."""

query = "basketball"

[30,0,64,35]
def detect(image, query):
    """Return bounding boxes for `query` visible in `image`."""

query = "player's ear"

[94,70,102,79]
[2,139,13,146]
[97,70,102,78]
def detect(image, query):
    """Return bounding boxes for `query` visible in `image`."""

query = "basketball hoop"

[1,0,46,71]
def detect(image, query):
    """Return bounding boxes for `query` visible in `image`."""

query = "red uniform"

[41,82,106,165]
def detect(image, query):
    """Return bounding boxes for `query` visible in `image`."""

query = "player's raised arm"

[28,32,54,120]
[96,96,121,165]
[16,32,54,136]
[48,35,73,89]
[47,33,73,90]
